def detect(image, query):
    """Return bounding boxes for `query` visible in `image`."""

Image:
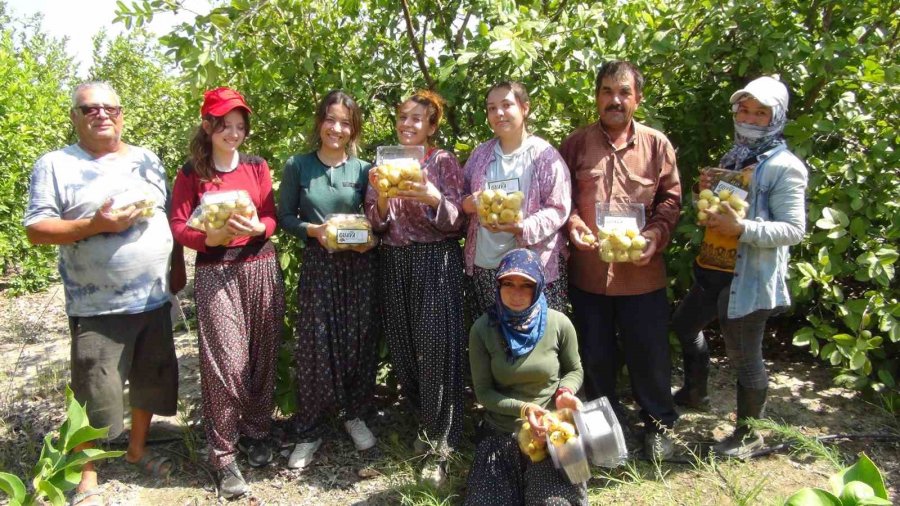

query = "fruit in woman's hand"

[581,232,597,245]
[321,214,376,251]
[374,159,422,197]
[478,189,525,225]
[697,186,748,225]
[191,191,257,232]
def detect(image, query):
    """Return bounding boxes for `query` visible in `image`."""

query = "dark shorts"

[69,303,179,439]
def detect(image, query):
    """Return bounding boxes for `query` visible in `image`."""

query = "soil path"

[1,279,897,505]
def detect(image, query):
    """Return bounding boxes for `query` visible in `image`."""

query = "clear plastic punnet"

[695,167,752,225]
[187,190,257,232]
[593,202,648,263]
[574,397,628,468]
[108,188,157,219]
[373,145,425,198]
[321,213,377,252]
[475,188,525,226]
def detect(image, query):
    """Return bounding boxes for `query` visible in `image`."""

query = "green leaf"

[877,369,895,387]
[64,449,126,471]
[793,327,815,346]
[832,333,855,345]
[0,472,26,502]
[46,465,81,493]
[35,478,66,506]
[783,487,842,506]
[829,453,889,500]
[65,426,110,453]
[209,13,232,30]
[850,351,866,370]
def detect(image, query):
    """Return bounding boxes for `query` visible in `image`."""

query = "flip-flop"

[128,449,175,479]
[69,487,104,506]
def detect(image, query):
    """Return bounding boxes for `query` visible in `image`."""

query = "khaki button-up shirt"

[560,120,682,296]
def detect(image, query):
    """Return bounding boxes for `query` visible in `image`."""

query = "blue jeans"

[671,264,773,390]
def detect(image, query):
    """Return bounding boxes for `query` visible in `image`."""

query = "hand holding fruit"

[477,188,525,232]
[226,211,265,237]
[706,200,745,237]
[698,171,713,191]
[396,168,442,208]
[632,233,656,266]
[569,221,598,251]
[306,223,331,249]
[205,221,235,247]
[92,199,141,234]
[697,188,748,225]
[555,390,583,411]
[523,404,550,439]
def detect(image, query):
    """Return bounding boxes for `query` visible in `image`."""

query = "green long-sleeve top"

[277,151,372,240]
[468,309,584,433]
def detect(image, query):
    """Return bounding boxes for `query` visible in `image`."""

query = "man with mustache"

[24,81,185,505]
[559,61,681,460]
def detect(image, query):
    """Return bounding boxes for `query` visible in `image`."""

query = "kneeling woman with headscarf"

[465,248,587,506]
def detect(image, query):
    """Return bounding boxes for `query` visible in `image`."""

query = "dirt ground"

[1,273,898,505]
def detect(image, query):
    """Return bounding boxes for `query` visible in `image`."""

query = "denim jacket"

[728,144,808,319]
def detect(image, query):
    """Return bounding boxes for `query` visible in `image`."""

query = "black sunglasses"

[75,105,123,118]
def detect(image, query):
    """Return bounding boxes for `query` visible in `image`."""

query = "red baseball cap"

[200,87,252,117]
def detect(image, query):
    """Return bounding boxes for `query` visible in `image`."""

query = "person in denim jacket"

[670,76,808,458]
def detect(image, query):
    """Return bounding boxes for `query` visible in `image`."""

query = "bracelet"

[520,402,535,420]
[555,387,574,399]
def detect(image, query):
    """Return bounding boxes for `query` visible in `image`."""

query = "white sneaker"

[344,418,376,451]
[287,438,322,469]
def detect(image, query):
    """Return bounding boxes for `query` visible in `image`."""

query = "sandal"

[70,487,104,506]
[128,449,175,479]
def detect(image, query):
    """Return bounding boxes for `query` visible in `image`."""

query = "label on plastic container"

[713,181,748,200]
[487,178,520,193]
[337,229,369,244]
[602,216,638,230]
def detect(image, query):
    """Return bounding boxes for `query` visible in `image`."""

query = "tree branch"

[454,11,472,50]
[400,0,435,89]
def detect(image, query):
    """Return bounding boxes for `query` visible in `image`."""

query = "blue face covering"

[489,248,548,362]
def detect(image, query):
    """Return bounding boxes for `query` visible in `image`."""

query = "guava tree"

[0,2,75,293]
[115,0,899,401]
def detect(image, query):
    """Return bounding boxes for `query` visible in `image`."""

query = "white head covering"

[729,76,789,111]
[720,76,789,170]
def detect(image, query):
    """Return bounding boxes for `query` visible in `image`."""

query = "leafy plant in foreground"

[783,453,891,506]
[0,386,124,506]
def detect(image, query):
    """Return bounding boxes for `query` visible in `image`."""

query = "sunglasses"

[75,105,123,118]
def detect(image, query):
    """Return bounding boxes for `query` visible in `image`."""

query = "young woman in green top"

[277,90,378,469]
[466,248,587,505]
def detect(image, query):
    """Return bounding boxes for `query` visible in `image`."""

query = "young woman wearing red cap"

[277,90,379,470]
[169,87,285,499]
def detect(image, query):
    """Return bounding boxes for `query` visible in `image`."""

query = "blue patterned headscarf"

[489,249,548,361]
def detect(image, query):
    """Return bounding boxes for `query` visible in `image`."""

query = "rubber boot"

[673,349,710,409]
[713,384,767,459]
